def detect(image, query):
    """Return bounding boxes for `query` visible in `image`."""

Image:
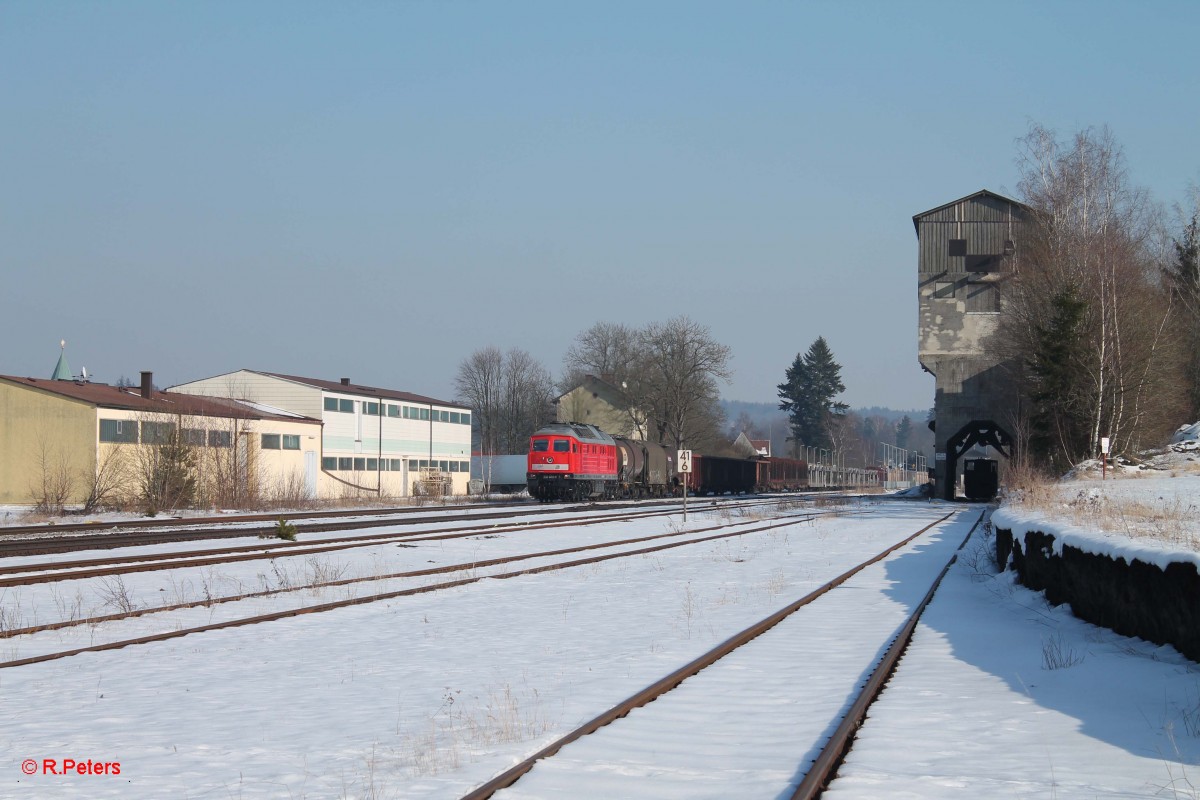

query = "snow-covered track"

[461,510,970,800]
[0,495,785,557]
[0,497,788,588]
[789,509,983,798]
[0,506,821,667]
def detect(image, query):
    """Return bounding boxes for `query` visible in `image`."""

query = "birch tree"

[995,123,1185,468]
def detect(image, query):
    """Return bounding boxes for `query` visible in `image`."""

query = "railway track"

[460,509,980,799]
[0,500,828,668]
[0,494,805,557]
[0,497,794,586]
[0,500,539,538]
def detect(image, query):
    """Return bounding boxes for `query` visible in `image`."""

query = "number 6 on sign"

[677,450,692,473]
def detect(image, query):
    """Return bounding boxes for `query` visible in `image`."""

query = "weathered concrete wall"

[996,527,1200,662]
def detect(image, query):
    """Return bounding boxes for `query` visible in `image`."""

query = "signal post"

[678,449,692,522]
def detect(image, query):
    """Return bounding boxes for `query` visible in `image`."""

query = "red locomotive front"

[527,423,618,501]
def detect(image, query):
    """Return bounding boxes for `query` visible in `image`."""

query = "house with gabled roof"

[554,374,646,441]
[170,370,473,497]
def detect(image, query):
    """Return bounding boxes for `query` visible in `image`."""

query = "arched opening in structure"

[943,419,1012,501]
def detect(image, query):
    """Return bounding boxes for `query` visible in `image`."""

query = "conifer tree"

[777,337,848,450]
[1028,288,1090,468]
[1165,213,1200,419]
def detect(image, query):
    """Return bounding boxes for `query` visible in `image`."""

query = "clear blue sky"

[3,1,1197,410]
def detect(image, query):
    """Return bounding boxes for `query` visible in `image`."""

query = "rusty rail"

[789,509,985,799]
[460,512,955,800]
[0,511,822,669]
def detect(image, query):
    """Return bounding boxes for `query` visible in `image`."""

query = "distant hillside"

[720,400,933,463]
[722,400,928,427]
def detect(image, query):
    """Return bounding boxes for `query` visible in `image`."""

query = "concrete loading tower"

[914,190,1028,500]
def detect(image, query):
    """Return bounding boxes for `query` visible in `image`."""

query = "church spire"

[51,339,72,381]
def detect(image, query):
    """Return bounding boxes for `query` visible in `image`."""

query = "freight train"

[525,422,823,502]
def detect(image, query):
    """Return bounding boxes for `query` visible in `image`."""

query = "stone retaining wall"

[996,527,1200,662]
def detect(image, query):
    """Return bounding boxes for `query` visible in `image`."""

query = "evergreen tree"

[1165,213,1200,419]
[1028,288,1090,468]
[777,336,848,450]
[895,415,912,449]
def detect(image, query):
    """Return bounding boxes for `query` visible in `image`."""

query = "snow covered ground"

[2,485,1198,798]
[827,438,1200,799]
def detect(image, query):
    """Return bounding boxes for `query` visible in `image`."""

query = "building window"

[461,413,470,426]
[419,408,430,421]
[367,458,378,471]
[324,397,338,412]
[966,282,1000,313]
[365,402,379,416]
[182,428,207,447]
[261,434,281,450]
[322,457,337,470]
[409,459,419,470]
[933,281,955,299]
[141,421,176,445]
[387,404,400,418]
[99,419,138,444]
[450,412,460,424]
[459,460,469,473]
[282,434,300,450]
[339,399,353,413]
[948,238,967,257]
[353,457,366,471]
[209,430,232,448]
[390,459,403,471]
[338,457,352,470]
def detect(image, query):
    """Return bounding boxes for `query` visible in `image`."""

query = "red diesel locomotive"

[526,423,678,501]
[527,423,618,501]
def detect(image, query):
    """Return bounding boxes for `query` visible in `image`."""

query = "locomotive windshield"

[532,439,549,452]
[552,440,570,453]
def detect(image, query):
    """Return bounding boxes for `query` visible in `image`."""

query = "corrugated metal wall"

[917,194,1025,274]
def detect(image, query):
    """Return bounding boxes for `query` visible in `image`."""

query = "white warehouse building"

[171,370,473,498]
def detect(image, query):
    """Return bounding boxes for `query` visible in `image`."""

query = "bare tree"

[560,322,639,391]
[629,316,731,451]
[726,411,761,442]
[81,446,128,513]
[455,347,504,455]
[456,347,556,454]
[28,434,74,514]
[993,123,1185,468]
[129,413,199,514]
[498,349,557,452]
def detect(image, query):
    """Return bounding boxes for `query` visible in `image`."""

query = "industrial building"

[0,368,319,507]
[170,370,473,497]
